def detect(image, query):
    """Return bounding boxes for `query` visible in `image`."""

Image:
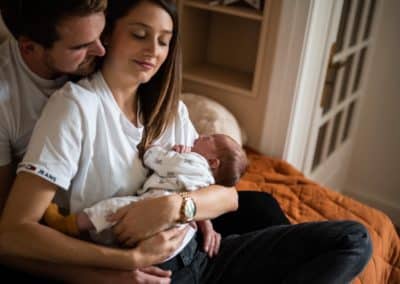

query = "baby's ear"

[208,158,220,169]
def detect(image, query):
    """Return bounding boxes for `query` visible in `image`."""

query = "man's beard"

[73,57,98,76]
[44,55,98,79]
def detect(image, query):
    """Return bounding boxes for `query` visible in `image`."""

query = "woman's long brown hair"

[105,0,181,157]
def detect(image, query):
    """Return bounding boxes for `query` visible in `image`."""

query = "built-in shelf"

[183,63,253,96]
[178,0,268,98]
[184,0,263,21]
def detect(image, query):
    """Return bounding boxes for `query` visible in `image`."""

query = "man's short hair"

[0,0,107,47]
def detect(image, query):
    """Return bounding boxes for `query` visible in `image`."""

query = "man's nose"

[88,39,106,57]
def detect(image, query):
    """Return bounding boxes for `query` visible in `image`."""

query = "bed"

[183,93,400,283]
[236,148,400,284]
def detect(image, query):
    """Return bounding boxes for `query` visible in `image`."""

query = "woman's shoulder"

[49,75,101,109]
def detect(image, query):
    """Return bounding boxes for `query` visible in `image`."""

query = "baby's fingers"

[107,205,128,222]
[203,233,212,254]
[212,232,221,257]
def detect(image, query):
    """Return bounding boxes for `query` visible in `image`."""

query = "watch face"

[184,198,196,219]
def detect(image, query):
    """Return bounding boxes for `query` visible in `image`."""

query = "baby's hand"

[172,144,192,153]
[197,220,221,258]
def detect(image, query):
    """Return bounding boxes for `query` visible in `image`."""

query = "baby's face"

[192,134,225,160]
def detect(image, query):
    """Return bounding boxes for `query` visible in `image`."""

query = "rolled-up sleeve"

[17,92,83,190]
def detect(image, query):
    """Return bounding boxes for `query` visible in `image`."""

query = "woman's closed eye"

[131,31,170,47]
[131,30,147,39]
[158,36,171,46]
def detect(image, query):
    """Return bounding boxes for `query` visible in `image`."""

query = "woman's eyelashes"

[130,31,170,47]
[131,30,146,40]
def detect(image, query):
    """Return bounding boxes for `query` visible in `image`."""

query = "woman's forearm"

[109,185,238,245]
[168,185,239,223]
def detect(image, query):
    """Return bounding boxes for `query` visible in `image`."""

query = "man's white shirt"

[0,38,66,165]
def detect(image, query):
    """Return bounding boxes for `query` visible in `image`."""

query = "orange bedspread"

[237,150,400,284]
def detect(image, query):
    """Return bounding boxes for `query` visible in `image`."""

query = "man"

[0,1,172,283]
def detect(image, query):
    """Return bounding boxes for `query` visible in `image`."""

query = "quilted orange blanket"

[237,150,400,284]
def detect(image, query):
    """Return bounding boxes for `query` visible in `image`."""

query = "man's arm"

[0,172,142,269]
[1,165,117,282]
[0,172,187,270]
[0,170,173,283]
[0,168,133,279]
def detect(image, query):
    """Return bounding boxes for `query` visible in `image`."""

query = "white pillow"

[182,93,247,146]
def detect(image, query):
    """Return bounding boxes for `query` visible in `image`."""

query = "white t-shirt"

[18,71,199,214]
[0,38,67,165]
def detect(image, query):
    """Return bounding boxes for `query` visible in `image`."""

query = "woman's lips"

[134,60,155,70]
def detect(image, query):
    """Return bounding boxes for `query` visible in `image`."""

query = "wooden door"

[304,0,379,190]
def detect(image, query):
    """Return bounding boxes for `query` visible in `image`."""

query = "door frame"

[284,0,342,172]
[258,0,313,159]
[258,0,340,171]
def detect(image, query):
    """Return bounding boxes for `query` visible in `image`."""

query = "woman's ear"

[208,158,220,169]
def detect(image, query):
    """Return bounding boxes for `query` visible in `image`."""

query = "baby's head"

[192,134,248,187]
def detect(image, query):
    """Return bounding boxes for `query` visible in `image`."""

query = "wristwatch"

[178,192,197,223]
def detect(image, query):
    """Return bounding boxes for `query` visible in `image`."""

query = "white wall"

[343,0,400,226]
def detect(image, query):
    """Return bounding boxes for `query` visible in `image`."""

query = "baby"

[44,133,247,259]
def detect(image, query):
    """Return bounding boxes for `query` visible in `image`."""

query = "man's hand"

[197,220,221,258]
[133,226,190,267]
[133,267,172,284]
[172,144,191,153]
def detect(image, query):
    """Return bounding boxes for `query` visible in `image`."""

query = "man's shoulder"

[0,38,12,63]
[0,39,21,103]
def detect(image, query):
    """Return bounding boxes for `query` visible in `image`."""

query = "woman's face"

[104,1,173,84]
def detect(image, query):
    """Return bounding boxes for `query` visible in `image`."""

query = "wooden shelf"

[183,63,254,96]
[184,0,263,21]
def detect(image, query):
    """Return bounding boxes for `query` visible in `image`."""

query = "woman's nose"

[143,39,158,56]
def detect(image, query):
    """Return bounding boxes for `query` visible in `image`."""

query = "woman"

[0,0,372,283]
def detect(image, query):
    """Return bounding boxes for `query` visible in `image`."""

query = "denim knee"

[340,221,373,269]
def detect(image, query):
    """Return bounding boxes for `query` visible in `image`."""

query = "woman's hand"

[133,226,189,267]
[197,220,221,257]
[109,195,180,245]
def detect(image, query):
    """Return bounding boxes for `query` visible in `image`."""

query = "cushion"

[182,93,247,146]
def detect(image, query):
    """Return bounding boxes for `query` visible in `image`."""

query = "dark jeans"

[160,221,373,284]
[212,191,290,237]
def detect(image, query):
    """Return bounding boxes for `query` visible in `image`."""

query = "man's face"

[42,12,106,78]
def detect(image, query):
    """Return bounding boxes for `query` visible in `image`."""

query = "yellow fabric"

[44,203,80,237]
[237,149,400,284]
